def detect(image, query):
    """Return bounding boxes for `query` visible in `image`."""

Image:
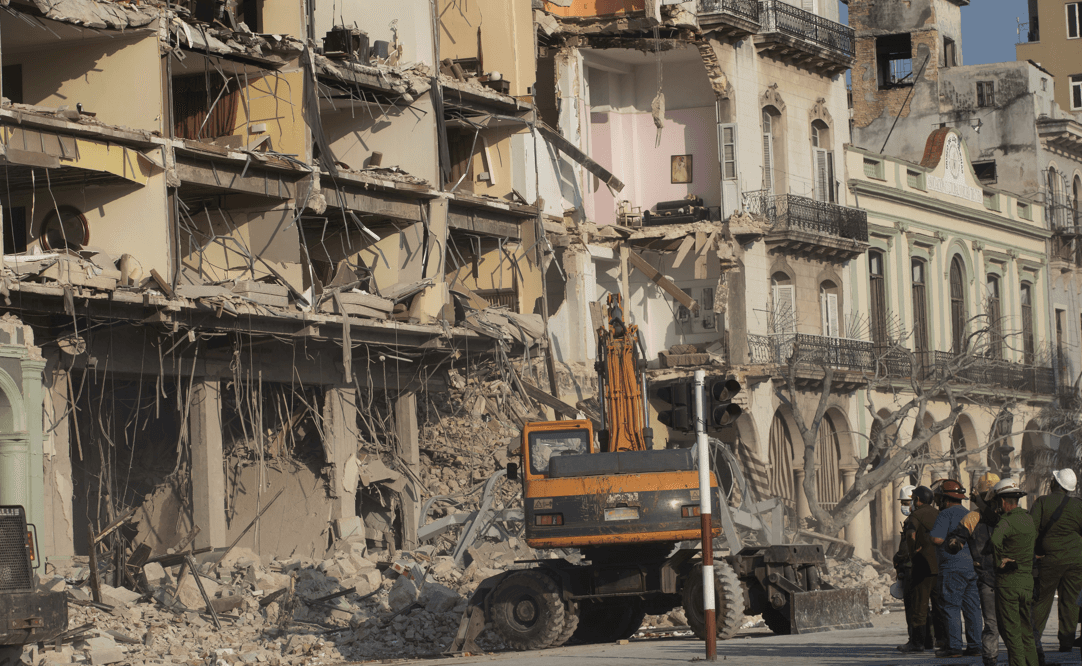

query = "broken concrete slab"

[387,576,419,613]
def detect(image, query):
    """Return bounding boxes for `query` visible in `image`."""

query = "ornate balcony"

[878,349,1056,396]
[754,0,854,76]
[743,192,869,260]
[697,0,760,38]
[747,333,873,391]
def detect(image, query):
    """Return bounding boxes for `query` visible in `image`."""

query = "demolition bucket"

[789,586,873,634]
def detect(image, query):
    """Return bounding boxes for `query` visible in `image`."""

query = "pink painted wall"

[587,106,720,226]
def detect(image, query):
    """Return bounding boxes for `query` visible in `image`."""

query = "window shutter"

[821,292,840,337]
[762,132,774,194]
[773,284,795,334]
[815,149,828,202]
[721,124,738,180]
[802,0,815,14]
[827,151,835,202]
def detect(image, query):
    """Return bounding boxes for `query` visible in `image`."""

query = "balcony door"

[812,121,835,203]
[949,256,967,355]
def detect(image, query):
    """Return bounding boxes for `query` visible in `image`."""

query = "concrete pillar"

[411,198,450,323]
[842,468,872,561]
[395,392,420,550]
[323,388,358,522]
[42,364,75,561]
[794,469,810,524]
[23,358,46,538]
[189,379,227,550]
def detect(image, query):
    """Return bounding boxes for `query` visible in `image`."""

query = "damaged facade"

[0,0,552,566]
[850,0,1082,511]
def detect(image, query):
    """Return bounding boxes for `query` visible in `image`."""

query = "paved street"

[390,603,1082,666]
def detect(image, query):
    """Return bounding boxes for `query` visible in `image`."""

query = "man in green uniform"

[990,478,1038,666]
[1030,468,1082,659]
[897,485,939,652]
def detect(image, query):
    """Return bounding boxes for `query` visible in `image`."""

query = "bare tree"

[777,313,1052,537]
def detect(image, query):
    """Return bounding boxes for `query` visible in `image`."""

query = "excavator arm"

[595,294,653,452]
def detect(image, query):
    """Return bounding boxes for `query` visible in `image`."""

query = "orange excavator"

[447,295,869,653]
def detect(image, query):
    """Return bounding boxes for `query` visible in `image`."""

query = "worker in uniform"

[930,479,982,657]
[970,472,1002,666]
[1030,468,1082,660]
[990,478,1038,666]
[897,485,939,653]
[893,484,916,650]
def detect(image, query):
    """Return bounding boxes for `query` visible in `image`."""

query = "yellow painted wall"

[439,0,535,97]
[180,201,304,288]
[261,0,305,37]
[323,96,438,183]
[303,222,426,291]
[463,127,524,202]
[228,68,307,159]
[543,0,644,18]
[445,235,540,314]
[11,32,163,133]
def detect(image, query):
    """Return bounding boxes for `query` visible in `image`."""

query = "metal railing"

[698,0,760,23]
[758,0,855,59]
[747,333,875,372]
[880,349,1056,394]
[743,191,869,242]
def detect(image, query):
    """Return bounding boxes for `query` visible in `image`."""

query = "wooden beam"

[521,381,603,432]
[626,249,700,314]
[537,121,625,192]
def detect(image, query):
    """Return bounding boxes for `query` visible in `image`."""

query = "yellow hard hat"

[975,472,1001,496]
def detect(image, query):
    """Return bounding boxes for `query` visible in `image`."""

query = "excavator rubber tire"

[682,561,745,641]
[551,599,579,648]
[488,570,566,651]
[763,606,792,635]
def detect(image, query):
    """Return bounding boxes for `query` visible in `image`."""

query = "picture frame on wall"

[671,155,692,184]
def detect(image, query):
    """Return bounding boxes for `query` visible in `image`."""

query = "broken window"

[943,38,957,68]
[173,75,241,141]
[973,160,997,183]
[1072,75,1082,110]
[1068,3,1080,39]
[876,34,913,90]
[446,128,477,194]
[977,81,995,108]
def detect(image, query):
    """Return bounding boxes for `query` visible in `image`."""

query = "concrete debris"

[820,556,893,614]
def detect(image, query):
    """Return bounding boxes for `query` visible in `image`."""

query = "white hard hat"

[993,478,1026,499]
[1053,469,1077,492]
[898,484,915,501]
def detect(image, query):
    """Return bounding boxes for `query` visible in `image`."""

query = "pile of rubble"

[821,557,893,615]
[32,537,544,666]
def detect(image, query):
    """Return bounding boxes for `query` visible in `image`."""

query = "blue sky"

[960,0,1028,65]
[838,1,1024,66]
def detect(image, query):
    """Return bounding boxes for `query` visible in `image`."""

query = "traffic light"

[656,382,694,432]
[707,377,742,430]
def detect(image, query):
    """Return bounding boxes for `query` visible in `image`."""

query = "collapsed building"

[0,0,563,567]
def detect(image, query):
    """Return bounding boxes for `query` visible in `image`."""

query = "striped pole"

[694,369,717,661]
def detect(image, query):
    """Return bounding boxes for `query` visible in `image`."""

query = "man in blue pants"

[930,479,982,658]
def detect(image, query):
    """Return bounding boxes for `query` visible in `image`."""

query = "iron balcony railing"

[758,0,855,60]
[747,333,875,373]
[879,349,1056,395]
[697,0,760,23]
[743,191,869,242]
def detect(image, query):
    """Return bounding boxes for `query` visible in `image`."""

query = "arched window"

[768,412,795,506]
[911,258,930,353]
[1073,175,1081,226]
[985,274,1002,359]
[988,409,1014,473]
[949,256,967,355]
[772,272,795,335]
[762,107,783,195]
[812,120,834,203]
[820,280,840,338]
[816,414,843,507]
[869,251,887,346]
[1021,282,1035,364]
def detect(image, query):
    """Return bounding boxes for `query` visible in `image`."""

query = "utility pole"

[694,369,717,661]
